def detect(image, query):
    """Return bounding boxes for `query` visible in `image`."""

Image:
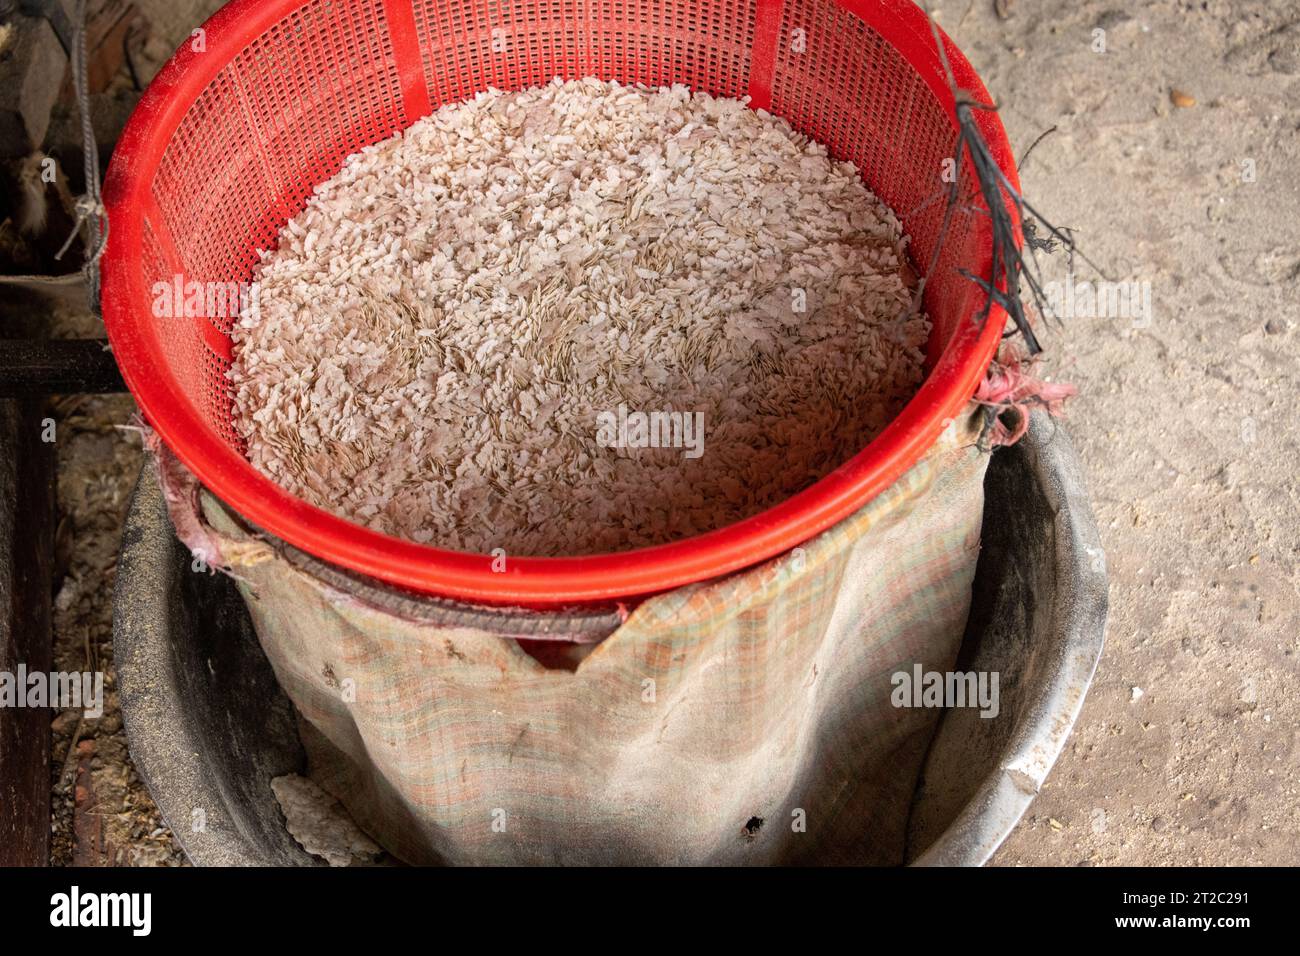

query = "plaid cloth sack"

[158,404,989,865]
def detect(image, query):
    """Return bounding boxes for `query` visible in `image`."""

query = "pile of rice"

[229,78,930,557]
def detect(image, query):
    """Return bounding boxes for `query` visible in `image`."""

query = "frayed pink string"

[974,349,1077,446]
[122,420,229,572]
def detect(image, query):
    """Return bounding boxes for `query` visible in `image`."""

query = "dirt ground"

[939,0,1300,865]
[38,0,1299,866]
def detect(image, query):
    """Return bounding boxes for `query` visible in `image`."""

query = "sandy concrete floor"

[936,0,1299,866]
[46,0,1298,865]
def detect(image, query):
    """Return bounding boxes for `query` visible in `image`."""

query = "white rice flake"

[229,79,930,558]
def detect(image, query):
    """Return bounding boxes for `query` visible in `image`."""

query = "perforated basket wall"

[103,0,1018,605]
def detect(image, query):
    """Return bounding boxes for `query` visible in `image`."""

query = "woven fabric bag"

[157,404,989,865]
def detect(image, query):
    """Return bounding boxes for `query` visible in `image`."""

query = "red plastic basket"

[102,0,1017,607]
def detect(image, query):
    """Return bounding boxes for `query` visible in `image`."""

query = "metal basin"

[113,412,1108,866]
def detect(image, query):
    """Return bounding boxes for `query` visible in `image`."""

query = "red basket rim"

[101,0,1018,607]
